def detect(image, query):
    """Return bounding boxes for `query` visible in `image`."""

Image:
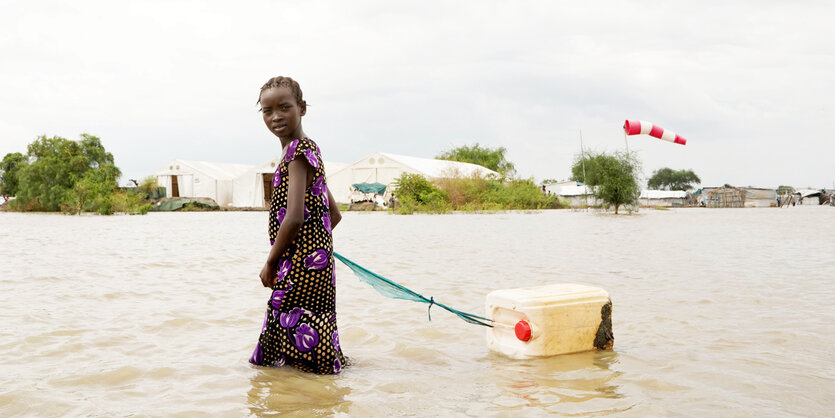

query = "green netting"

[333,252,493,327]
[351,182,387,194]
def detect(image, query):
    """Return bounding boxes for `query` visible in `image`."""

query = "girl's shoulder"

[282,137,323,170]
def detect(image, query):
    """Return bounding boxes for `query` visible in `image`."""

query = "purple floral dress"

[249,138,347,374]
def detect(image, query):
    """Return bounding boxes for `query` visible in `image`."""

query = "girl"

[249,76,346,374]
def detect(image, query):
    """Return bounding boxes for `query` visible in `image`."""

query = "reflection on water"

[247,367,351,417]
[1,208,834,415]
[486,350,632,414]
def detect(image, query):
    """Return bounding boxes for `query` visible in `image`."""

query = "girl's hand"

[259,262,277,288]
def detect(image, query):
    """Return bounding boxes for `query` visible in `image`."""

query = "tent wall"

[326,152,497,204]
[328,163,420,204]
[152,160,252,207]
[156,174,194,198]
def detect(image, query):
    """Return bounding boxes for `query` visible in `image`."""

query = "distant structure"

[703,186,746,208]
[742,187,778,207]
[152,160,252,207]
[544,181,597,208]
[639,190,687,207]
[326,152,498,204]
[699,185,778,208]
[232,157,346,208]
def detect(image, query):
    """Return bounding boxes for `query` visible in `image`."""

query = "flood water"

[1,207,833,416]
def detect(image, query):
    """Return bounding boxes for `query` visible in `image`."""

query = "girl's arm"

[327,188,342,230]
[259,158,310,288]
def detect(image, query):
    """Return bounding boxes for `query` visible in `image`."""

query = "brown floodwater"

[1,207,833,416]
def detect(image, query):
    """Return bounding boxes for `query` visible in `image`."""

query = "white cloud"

[1,0,833,188]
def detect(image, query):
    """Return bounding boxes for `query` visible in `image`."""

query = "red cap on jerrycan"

[515,320,532,342]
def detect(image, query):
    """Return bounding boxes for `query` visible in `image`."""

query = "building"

[639,190,688,207]
[742,187,778,208]
[544,181,597,208]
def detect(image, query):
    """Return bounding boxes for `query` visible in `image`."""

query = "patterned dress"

[249,138,347,374]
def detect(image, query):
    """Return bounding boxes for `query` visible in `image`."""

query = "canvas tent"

[326,152,498,204]
[152,160,253,207]
[231,157,347,208]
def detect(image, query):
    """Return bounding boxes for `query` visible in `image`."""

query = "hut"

[702,186,746,208]
[326,152,497,204]
[152,160,253,207]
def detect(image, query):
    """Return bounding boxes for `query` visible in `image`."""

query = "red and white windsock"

[623,120,687,145]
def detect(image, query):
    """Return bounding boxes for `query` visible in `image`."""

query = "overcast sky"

[2,0,833,188]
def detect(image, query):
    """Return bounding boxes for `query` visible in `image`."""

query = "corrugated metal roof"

[553,185,592,196]
[640,190,687,199]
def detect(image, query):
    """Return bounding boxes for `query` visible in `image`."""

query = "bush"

[111,190,152,214]
[392,172,562,214]
[392,173,451,214]
[434,174,561,211]
[136,177,160,198]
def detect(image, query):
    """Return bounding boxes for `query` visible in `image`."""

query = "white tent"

[152,160,253,207]
[232,157,348,208]
[326,152,498,204]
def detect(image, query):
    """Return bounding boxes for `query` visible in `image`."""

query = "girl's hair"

[257,76,307,107]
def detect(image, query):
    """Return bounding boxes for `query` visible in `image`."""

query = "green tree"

[571,152,608,187]
[64,163,121,214]
[0,152,27,199]
[571,151,640,214]
[647,167,701,191]
[12,134,121,212]
[436,143,516,176]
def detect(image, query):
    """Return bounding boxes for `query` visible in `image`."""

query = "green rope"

[333,252,493,327]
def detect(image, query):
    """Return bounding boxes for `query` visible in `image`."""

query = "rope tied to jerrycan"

[332,252,494,328]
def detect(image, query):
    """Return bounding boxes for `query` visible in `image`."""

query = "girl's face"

[260,86,306,140]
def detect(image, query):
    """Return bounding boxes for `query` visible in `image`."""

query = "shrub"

[394,172,562,214]
[392,173,451,214]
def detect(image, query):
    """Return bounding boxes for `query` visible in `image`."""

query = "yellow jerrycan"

[485,283,613,359]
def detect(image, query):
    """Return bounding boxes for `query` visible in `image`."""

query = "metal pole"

[580,129,589,211]
[623,128,637,213]
[623,130,630,156]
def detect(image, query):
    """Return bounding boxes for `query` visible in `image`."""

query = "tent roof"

[250,157,347,175]
[375,152,498,178]
[153,160,252,180]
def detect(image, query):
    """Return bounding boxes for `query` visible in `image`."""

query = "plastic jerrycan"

[485,283,613,359]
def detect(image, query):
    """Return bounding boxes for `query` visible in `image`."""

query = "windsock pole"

[623,130,630,155]
[579,129,589,211]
